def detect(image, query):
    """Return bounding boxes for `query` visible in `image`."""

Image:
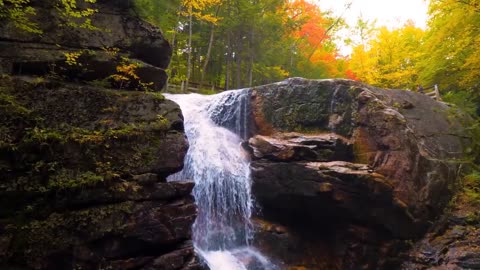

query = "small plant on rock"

[109,57,153,91]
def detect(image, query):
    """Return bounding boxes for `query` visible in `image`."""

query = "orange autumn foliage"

[287,0,329,49]
[284,0,350,79]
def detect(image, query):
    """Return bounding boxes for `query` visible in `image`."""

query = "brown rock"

[248,133,353,162]
[0,76,199,269]
[248,78,467,269]
[1,180,199,270]
[251,160,415,238]
[402,177,480,269]
[250,78,465,233]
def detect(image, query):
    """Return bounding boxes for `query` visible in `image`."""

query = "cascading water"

[165,90,274,270]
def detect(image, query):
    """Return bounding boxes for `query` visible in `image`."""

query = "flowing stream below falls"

[165,90,276,270]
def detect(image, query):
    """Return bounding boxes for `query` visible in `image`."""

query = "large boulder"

[0,0,170,91]
[0,76,200,269]
[248,78,467,269]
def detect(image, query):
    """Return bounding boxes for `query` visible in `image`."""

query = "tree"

[285,0,351,79]
[349,21,425,89]
[133,0,351,91]
[418,0,480,96]
[0,0,98,34]
[181,0,220,91]
[0,0,41,33]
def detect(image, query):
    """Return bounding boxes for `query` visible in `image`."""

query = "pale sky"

[315,0,429,55]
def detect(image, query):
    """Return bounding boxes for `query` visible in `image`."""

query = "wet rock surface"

[402,175,480,270]
[248,78,467,269]
[251,160,416,238]
[0,77,201,269]
[1,182,200,270]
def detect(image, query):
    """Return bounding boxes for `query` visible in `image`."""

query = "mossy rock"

[252,78,354,137]
[0,75,188,216]
[0,76,186,193]
[0,75,196,269]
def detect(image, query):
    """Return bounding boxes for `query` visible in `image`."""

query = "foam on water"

[165,90,275,270]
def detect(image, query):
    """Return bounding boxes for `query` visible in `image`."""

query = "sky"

[315,0,429,55]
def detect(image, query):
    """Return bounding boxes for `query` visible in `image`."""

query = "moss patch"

[463,172,480,206]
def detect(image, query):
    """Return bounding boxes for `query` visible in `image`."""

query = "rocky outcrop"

[1,181,199,270]
[248,133,353,162]
[0,0,170,91]
[0,76,199,269]
[247,78,467,269]
[402,174,480,270]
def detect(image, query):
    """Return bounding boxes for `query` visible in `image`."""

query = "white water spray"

[165,90,275,270]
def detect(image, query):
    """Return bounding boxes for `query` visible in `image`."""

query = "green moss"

[465,212,480,225]
[147,91,165,101]
[0,92,32,116]
[348,86,362,96]
[152,114,170,130]
[465,188,480,205]
[1,116,170,192]
[0,86,37,148]
[463,172,480,206]
[0,76,179,224]
[48,170,104,190]
[23,127,66,144]
[21,116,170,147]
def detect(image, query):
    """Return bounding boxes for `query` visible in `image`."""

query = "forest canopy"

[348,0,480,114]
[133,0,353,90]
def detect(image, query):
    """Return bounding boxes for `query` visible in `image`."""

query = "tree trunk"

[200,24,215,89]
[248,56,253,87]
[307,2,352,61]
[225,31,231,90]
[166,10,181,92]
[200,6,220,90]
[235,35,242,89]
[186,10,193,92]
[248,27,254,87]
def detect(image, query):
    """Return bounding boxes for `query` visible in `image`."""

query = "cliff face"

[247,78,467,269]
[0,2,203,269]
[0,0,170,91]
[0,77,201,270]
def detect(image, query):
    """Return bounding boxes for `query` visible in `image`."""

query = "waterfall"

[165,90,274,270]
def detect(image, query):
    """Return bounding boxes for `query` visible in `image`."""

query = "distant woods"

[133,0,354,91]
